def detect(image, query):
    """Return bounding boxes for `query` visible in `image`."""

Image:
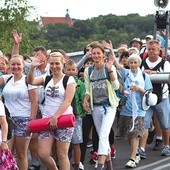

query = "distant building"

[39,9,73,27]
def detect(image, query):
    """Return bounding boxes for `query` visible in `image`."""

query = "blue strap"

[94,99,110,114]
[90,77,107,82]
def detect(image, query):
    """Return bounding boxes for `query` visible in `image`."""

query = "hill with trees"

[0,0,157,55]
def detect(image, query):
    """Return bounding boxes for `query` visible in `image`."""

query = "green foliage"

[41,13,155,52]
[0,1,157,54]
[0,0,46,56]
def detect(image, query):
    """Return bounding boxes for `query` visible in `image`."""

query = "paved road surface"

[28,136,170,170]
[71,139,170,170]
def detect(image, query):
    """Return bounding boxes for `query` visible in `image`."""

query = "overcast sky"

[28,0,170,20]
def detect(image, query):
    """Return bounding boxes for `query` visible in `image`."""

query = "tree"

[0,0,45,55]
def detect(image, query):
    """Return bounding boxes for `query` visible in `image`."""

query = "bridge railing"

[66,49,118,62]
[66,50,170,84]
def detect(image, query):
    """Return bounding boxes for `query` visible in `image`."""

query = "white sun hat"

[142,91,158,111]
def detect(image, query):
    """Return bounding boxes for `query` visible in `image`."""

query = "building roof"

[41,16,73,27]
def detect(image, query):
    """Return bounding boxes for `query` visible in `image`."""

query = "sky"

[28,0,170,20]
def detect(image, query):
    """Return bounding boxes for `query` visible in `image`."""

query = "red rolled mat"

[28,114,75,133]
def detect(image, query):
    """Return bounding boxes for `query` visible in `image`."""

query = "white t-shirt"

[0,100,5,145]
[2,74,37,117]
[42,75,75,118]
[0,100,5,117]
[141,57,170,99]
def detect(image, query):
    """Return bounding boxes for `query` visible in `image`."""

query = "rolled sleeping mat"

[28,114,75,133]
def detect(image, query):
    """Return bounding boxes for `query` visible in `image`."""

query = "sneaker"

[153,139,163,151]
[94,161,98,169]
[87,139,93,148]
[72,162,84,170]
[138,147,146,159]
[161,146,170,156]
[79,162,84,170]
[94,162,104,170]
[125,160,136,168]
[134,155,141,164]
[28,165,40,170]
[110,146,116,159]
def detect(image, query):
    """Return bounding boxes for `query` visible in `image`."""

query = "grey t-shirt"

[90,65,108,103]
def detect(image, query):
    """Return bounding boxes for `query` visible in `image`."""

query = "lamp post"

[154,0,169,59]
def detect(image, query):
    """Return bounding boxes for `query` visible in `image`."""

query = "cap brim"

[130,40,142,46]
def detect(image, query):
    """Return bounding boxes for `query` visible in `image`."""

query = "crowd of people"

[0,29,170,170]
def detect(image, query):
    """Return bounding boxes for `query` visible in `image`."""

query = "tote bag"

[0,148,19,170]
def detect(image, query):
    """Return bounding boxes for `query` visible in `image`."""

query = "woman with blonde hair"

[0,54,38,170]
[27,51,76,170]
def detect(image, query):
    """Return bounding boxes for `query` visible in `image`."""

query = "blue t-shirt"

[120,68,153,117]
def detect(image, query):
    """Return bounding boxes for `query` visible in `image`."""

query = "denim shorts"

[12,116,32,139]
[144,98,170,130]
[38,127,74,142]
[71,116,83,144]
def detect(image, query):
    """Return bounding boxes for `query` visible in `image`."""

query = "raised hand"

[31,53,44,68]
[105,56,114,71]
[12,29,22,44]
[102,40,113,50]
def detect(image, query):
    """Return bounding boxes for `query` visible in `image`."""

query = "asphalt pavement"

[69,138,170,170]
[28,135,170,170]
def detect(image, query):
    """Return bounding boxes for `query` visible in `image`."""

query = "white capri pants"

[92,106,116,155]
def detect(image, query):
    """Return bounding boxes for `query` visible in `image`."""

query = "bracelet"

[108,70,113,74]
[2,140,7,144]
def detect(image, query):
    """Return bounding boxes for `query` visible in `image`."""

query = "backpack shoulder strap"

[141,59,150,70]
[88,65,110,80]
[44,75,53,88]
[104,65,110,80]
[2,75,13,104]
[76,79,82,100]
[6,75,13,84]
[63,75,77,115]
[160,59,165,70]
[88,65,94,77]
[142,72,146,80]
[152,59,165,71]
[63,75,69,90]
[25,76,28,87]
[41,75,53,105]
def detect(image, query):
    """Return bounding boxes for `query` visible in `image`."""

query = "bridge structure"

[67,50,170,84]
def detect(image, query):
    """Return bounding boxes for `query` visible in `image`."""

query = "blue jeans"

[144,98,170,130]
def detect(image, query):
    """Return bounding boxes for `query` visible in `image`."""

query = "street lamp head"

[154,0,169,8]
